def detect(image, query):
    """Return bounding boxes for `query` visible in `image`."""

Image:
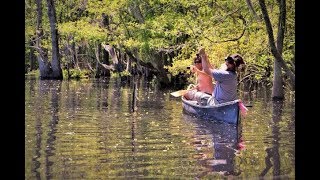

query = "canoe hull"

[182,97,240,124]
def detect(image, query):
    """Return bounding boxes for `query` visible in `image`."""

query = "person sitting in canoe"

[183,53,214,105]
[193,48,245,106]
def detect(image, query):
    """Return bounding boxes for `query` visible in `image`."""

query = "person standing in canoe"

[197,48,245,105]
[183,53,214,105]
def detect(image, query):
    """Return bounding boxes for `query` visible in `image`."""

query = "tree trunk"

[46,0,63,79]
[102,46,111,77]
[152,51,170,87]
[116,49,123,73]
[35,0,51,79]
[272,59,284,99]
[101,13,110,29]
[95,44,102,78]
[71,36,80,70]
[258,0,295,89]
[102,44,122,73]
[126,54,132,73]
[37,48,53,79]
[29,38,36,71]
[100,13,111,77]
[272,0,286,100]
[36,0,43,40]
[124,48,157,75]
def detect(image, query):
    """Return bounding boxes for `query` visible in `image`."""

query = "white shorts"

[185,90,212,105]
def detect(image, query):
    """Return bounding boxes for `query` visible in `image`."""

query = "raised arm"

[199,48,214,76]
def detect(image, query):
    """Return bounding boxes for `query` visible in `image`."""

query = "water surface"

[25,78,295,179]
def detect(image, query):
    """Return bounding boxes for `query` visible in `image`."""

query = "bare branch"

[246,0,262,21]
[94,46,115,71]
[205,15,247,43]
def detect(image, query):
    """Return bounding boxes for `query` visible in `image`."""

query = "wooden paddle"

[170,89,190,97]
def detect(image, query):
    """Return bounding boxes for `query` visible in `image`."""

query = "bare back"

[196,71,214,94]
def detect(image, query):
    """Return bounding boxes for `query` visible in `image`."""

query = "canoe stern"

[182,98,240,124]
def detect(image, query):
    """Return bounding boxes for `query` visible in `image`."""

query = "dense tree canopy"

[25,0,295,90]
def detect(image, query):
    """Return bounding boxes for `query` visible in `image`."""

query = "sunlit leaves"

[124,37,141,49]
[25,25,35,39]
[87,0,127,17]
[58,20,107,42]
[25,0,294,85]
[166,58,191,76]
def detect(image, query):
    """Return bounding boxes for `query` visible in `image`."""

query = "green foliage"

[25,0,294,84]
[59,20,108,43]
[166,58,192,76]
[110,70,132,78]
[63,69,91,79]
[110,72,121,78]
[120,70,132,77]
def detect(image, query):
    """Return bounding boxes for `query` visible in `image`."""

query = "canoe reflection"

[183,114,243,177]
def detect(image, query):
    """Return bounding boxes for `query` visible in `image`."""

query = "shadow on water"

[182,114,243,178]
[259,100,285,179]
[94,77,139,153]
[32,80,62,179]
[92,78,110,111]
[30,79,41,179]
[26,77,295,179]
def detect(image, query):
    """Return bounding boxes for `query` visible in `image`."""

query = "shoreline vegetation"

[25,0,295,98]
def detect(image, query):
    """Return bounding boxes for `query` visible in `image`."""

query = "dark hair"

[230,54,245,67]
[225,54,245,72]
[194,53,202,63]
[225,56,235,64]
[225,54,245,66]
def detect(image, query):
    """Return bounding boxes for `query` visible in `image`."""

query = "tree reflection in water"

[25,78,294,179]
[259,100,283,178]
[32,80,62,179]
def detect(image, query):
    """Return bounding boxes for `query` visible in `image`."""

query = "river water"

[25,77,295,179]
